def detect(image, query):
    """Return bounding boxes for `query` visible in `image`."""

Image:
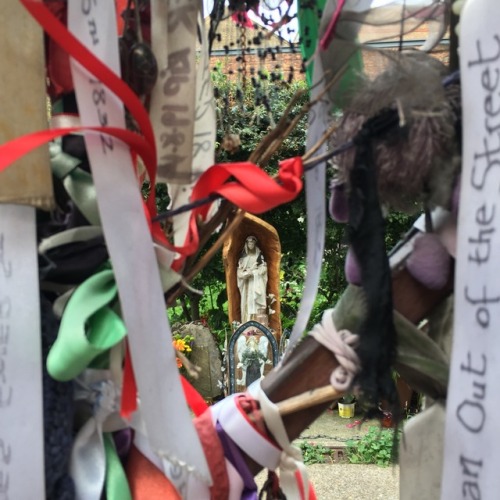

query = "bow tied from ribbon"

[255,384,315,500]
[173,156,304,260]
[47,268,127,382]
[88,379,120,422]
[191,157,304,220]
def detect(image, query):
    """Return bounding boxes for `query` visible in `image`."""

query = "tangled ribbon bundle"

[0,1,307,273]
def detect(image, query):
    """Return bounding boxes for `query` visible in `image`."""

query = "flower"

[171,333,195,370]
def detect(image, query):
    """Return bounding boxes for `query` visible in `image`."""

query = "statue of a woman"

[237,236,268,323]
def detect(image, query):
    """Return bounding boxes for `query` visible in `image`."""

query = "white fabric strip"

[226,459,245,500]
[441,1,500,498]
[67,0,209,483]
[255,383,310,500]
[71,371,124,500]
[132,411,211,499]
[150,0,197,185]
[287,37,329,350]
[164,12,217,247]
[0,205,45,499]
[39,226,103,254]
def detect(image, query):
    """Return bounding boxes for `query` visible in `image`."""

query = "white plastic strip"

[256,384,309,500]
[441,1,500,498]
[0,205,45,499]
[67,0,209,483]
[288,46,328,349]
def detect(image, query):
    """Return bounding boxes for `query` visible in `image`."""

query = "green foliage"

[299,442,332,465]
[346,426,400,467]
[385,211,418,250]
[339,394,355,404]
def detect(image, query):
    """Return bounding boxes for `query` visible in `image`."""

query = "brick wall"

[208,14,452,83]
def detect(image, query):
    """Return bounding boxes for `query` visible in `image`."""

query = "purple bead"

[345,247,362,285]
[406,233,451,290]
[329,182,349,223]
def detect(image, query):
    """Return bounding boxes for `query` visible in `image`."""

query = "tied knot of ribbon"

[71,371,131,500]
[255,384,313,500]
[86,379,120,423]
[309,309,361,393]
[191,157,304,220]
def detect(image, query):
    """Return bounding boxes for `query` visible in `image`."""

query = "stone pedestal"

[176,322,223,400]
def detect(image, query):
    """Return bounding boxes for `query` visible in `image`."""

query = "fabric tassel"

[347,115,400,413]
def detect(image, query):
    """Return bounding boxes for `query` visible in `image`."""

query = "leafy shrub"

[346,426,399,467]
[299,442,332,465]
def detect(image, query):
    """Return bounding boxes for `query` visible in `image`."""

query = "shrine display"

[0,0,485,499]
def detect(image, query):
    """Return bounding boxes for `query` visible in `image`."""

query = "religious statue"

[237,235,268,323]
[236,332,271,388]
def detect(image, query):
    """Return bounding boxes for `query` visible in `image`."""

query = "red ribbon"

[319,0,347,51]
[120,342,138,420]
[19,0,160,215]
[180,376,209,417]
[174,157,304,261]
[121,350,208,419]
[192,157,303,217]
[14,1,305,262]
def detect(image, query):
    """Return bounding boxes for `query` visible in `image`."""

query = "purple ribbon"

[216,421,258,500]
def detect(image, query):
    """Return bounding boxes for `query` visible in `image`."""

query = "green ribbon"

[298,0,327,86]
[298,0,364,108]
[104,432,132,500]
[50,139,101,225]
[47,267,127,381]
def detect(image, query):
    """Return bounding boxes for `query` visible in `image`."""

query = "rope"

[309,309,361,393]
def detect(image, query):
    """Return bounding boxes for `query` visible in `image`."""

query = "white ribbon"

[165,11,217,247]
[39,226,103,255]
[150,0,197,186]
[150,0,216,247]
[441,0,500,498]
[71,371,124,500]
[287,30,329,351]
[0,205,45,499]
[255,384,310,500]
[67,0,210,483]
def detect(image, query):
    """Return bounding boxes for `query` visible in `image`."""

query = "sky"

[202,0,441,16]
[202,0,442,43]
